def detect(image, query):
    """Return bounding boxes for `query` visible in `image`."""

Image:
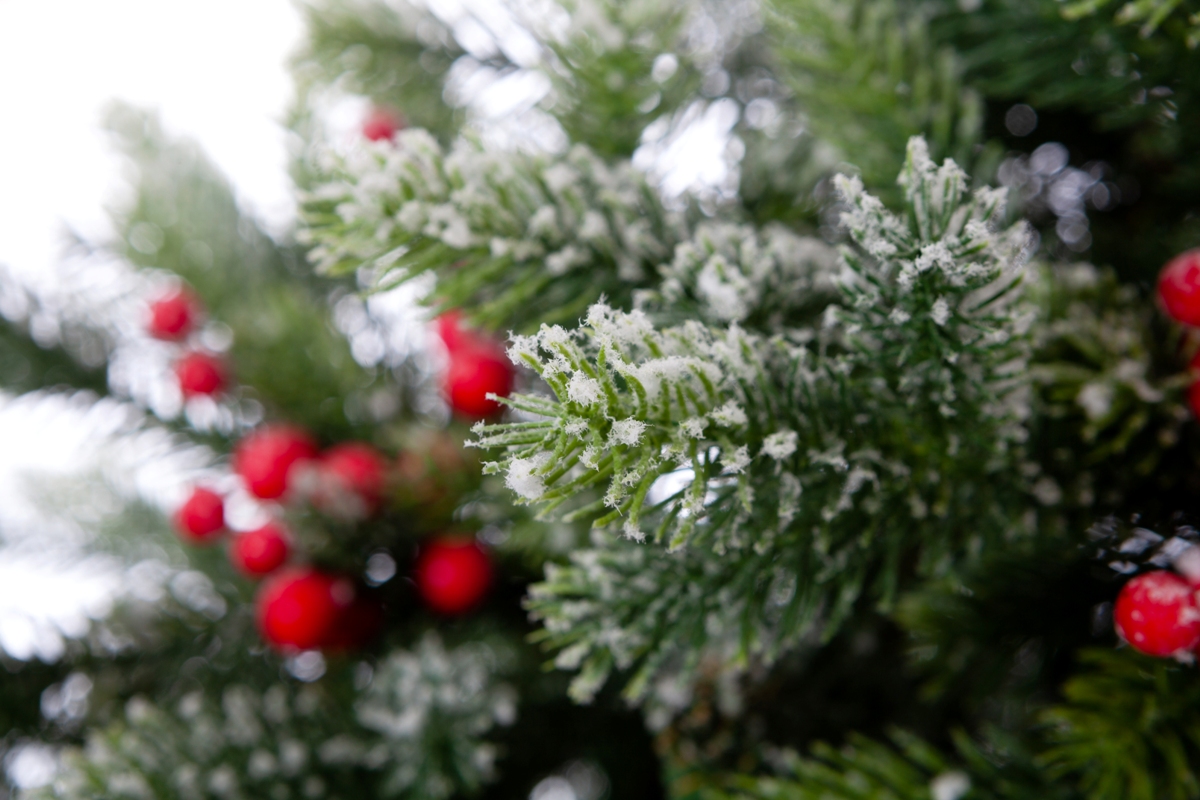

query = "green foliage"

[0,266,109,396]
[24,681,374,800]
[105,104,390,440]
[1026,263,1190,513]
[541,0,703,158]
[686,729,1066,800]
[23,635,516,800]
[766,0,987,192]
[294,0,466,142]
[302,129,683,331]
[1040,649,1200,800]
[1060,0,1200,45]
[473,139,1036,703]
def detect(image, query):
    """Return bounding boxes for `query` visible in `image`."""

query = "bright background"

[0,0,305,661]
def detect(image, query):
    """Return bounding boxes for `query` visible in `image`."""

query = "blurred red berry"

[415,537,493,615]
[234,425,319,500]
[444,347,513,420]
[175,351,228,397]
[315,442,388,517]
[362,107,404,142]
[173,487,225,544]
[148,289,201,341]
[1113,570,1200,657]
[231,522,291,577]
[256,568,356,651]
[1158,249,1200,327]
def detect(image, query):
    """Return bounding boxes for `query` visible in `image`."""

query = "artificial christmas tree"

[4,0,1200,798]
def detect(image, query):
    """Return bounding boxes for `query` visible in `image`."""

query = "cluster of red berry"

[1157,249,1200,415]
[147,288,229,399]
[175,426,495,652]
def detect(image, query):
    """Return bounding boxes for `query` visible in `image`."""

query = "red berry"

[173,487,225,544]
[444,347,514,420]
[1158,249,1200,327]
[362,107,404,142]
[230,522,291,577]
[175,351,228,398]
[1113,570,1200,657]
[314,442,389,517]
[435,310,467,353]
[233,426,319,500]
[256,568,356,651]
[415,537,493,615]
[148,289,201,341]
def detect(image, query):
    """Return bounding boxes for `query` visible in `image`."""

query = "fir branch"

[294,0,467,142]
[479,138,1036,702]
[691,729,1068,800]
[1039,648,1200,800]
[536,0,705,159]
[24,635,515,800]
[1060,0,1200,44]
[639,221,839,329]
[765,0,986,191]
[301,130,685,331]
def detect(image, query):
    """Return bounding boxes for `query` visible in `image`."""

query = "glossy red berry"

[415,537,493,615]
[1158,249,1200,327]
[362,107,404,142]
[173,487,225,544]
[315,442,388,517]
[233,426,319,500]
[230,523,291,577]
[444,347,513,420]
[1113,570,1200,657]
[256,568,356,651]
[148,289,201,341]
[175,351,228,398]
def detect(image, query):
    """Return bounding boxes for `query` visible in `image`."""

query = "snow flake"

[709,401,748,427]
[681,418,708,439]
[609,419,647,446]
[564,418,589,437]
[567,372,603,406]
[723,446,750,474]
[762,430,798,461]
[505,454,551,501]
[930,297,951,326]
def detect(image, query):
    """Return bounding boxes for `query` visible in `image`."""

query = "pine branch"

[765,0,986,191]
[688,728,1068,800]
[23,634,516,800]
[536,0,705,159]
[475,138,1036,702]
[294,0,468,142]
[1039,648,1200,800]
[302,129,685,331]
[1060,0,1200,45]
[105,104,391,440]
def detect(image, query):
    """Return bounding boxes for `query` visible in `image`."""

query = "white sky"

[0,0,304,277]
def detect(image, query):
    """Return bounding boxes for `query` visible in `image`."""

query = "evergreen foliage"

[5,0,1200,798]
